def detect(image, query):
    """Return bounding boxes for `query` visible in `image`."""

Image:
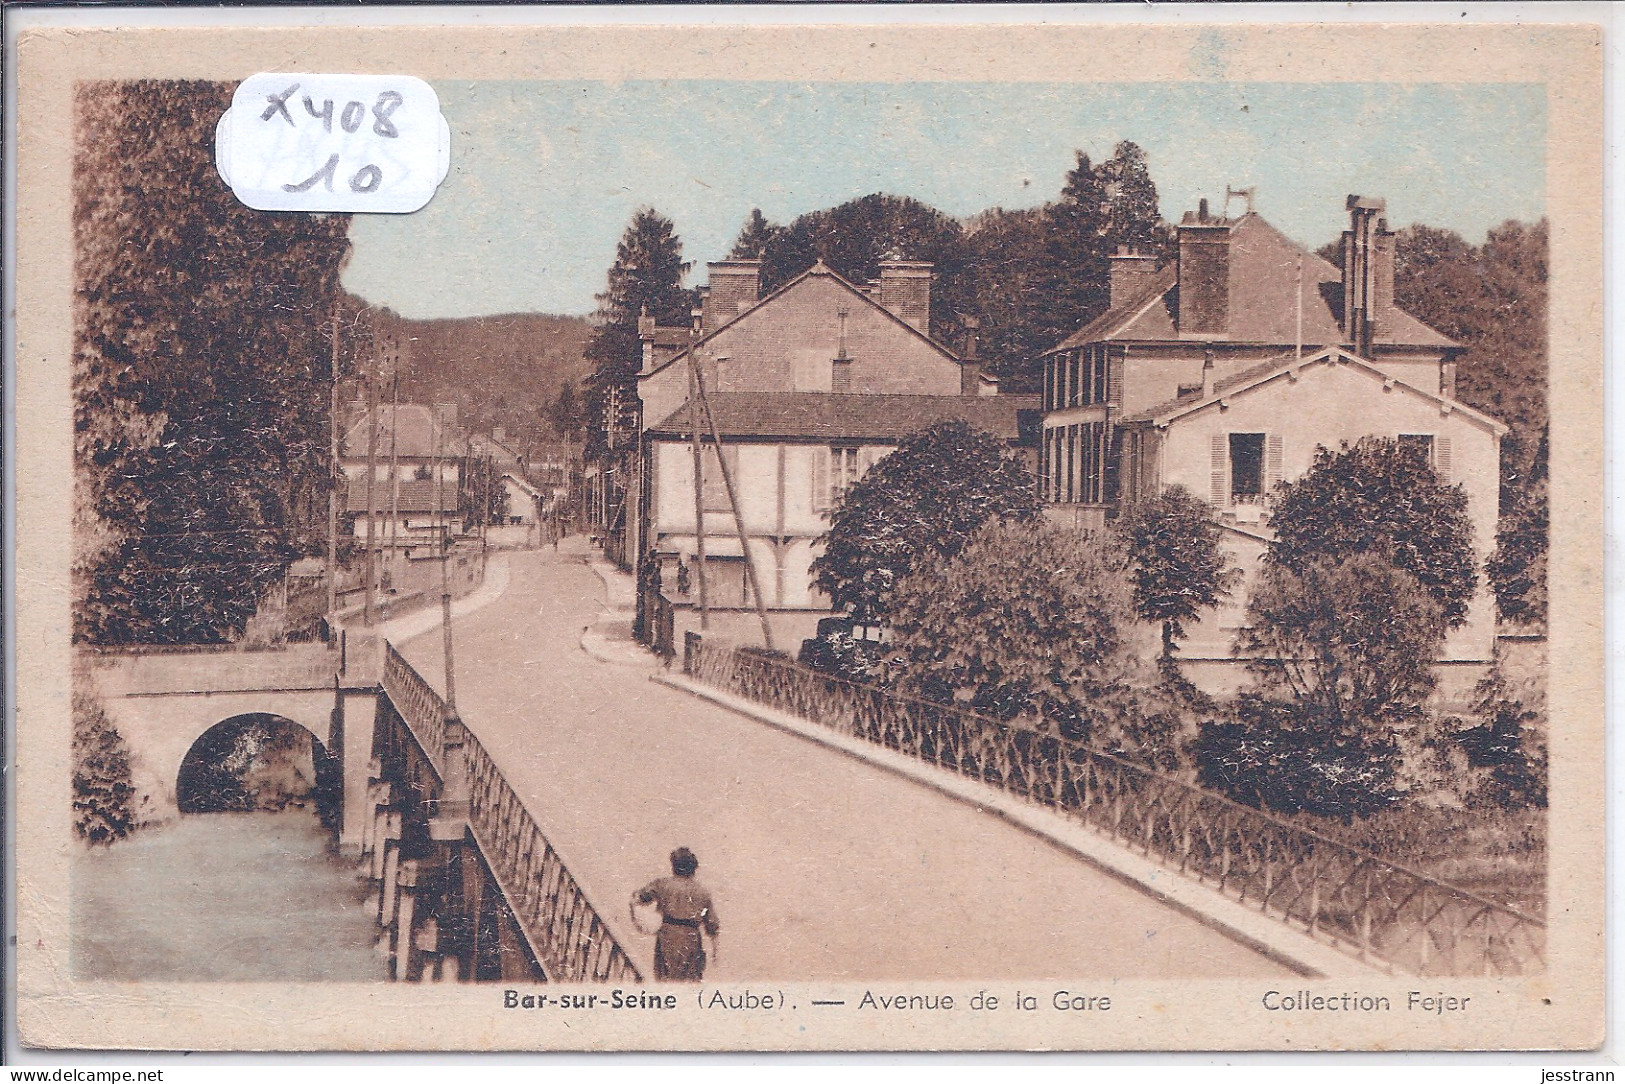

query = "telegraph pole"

[362,342,380,626]
[691,351,775,651]
[387,370,401,580]
[326,309,340,621]
[436,410,458,712]
[686,314,710,629]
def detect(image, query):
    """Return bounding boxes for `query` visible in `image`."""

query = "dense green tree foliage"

[1113,485,1237,657]
[583,209,693,454]
[729,207,780,260]
[73,692,140,844]
[755,194,975,343]
[1199,555,1446,819]
[884,520,1175,756]
[810,421,1039,622]
[74,81,355,643]
[1267,438,1478,627]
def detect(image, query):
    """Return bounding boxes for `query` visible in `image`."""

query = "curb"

[653,670,1387,981]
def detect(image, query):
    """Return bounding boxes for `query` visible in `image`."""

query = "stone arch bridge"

[78,639,380,847]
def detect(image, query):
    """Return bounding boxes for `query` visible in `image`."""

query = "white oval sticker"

[216,73,450,213]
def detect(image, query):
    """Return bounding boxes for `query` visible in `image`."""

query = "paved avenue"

[394,541,1285,982]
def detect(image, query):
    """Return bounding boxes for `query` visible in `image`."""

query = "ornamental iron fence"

[684,634,1543,977]
[381,642,642,983]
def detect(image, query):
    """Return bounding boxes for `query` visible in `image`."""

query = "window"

[1229,433,1265,502]
[830,446,861,506]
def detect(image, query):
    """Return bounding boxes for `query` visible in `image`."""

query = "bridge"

[82,540,1544,984]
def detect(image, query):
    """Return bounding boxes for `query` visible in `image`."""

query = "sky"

[341,79,1546,320]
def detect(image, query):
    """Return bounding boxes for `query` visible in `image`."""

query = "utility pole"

[436,410,458,712]
[686,315,710,629]
[691,350,775,651]
[362,340,380,626]
[387,370,401,580]
[326,308,340,623]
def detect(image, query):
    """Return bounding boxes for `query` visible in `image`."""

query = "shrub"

[1194,694,1402,820]
[811,420,1039,622]
[72,692,140,845]
[1113,484,1238,658]
[883,519,1175,761]
[1269,437,1478,628]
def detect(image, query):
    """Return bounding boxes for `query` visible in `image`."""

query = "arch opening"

[177,713,340,829]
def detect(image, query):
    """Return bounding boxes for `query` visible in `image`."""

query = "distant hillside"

[362,304,593,436]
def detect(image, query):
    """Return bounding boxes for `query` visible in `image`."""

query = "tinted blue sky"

[342,79,1546,319]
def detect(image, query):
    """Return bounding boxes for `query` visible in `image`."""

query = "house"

[632,257,1039,620]
[1039,194,1504,665]
[341,403,464,576]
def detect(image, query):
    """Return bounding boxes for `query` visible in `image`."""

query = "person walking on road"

[630,847,719,981]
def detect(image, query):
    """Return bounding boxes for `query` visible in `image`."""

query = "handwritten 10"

[259,82,404,194]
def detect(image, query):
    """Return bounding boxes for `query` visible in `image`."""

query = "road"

[396,540,1285,982]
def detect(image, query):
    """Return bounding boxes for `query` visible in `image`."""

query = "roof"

[342,404,448,460]
[501,472,543,499]
[1118,345,1507,435]
[642,260,964,379]
[646,392,1042,444]
[346,479,460,515]
[1047,213,1456,354]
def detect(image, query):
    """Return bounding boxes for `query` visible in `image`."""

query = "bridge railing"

[685,635,1545,977]
[381,642,642,983]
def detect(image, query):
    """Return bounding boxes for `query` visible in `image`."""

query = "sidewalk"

[579,552,662,668]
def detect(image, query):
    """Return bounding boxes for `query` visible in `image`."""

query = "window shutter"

[1265,433,1284,497]
[1108,357,1124,405]
[1435,436,1452,482]
[1210,433,1228,507]
[811,447,830,513]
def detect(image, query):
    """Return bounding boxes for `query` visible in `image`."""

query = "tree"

[73,692,140,844]
[75,80,355,643]
[460,456,511,528]
[1197,555,1447,819]
[962,207,1050,391]
[1268,438,1478,627]
[583,209,693,455]
[756,193,974,343]
[547,380,584,442]
[885,520,1173,756]
[1486,428,1547,626]
[729,207,779,259]
[1113,485,1238,658]
[810,420,1039,622]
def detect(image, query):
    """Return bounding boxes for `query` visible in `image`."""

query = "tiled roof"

[345,479,460,514]
[647,392,1041,443]
[342,404,448,460]
[1047,214,1455,353]
[644,261,964,378]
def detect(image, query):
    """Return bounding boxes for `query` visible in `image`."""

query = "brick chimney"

[701,259,762,333]
[1176,199,1230,336]
[1109,247,1160,309]
[958,316,982,395]
[877,259,933,335]
[1341,195,1394,355]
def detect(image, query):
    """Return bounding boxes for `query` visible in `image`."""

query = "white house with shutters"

[1039,194,1505,666]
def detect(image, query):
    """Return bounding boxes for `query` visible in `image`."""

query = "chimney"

[701,259,762,333]
[1109,247,1160,309]
[638,308,656,371]
[1176,201,1231,336]
[1341,195,1393,356]
[877,259,933,335]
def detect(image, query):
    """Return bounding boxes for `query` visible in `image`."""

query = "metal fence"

[381,642,642,983]
[685,635,1545,977]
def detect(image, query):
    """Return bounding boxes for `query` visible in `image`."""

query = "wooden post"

[691,357,775,651]
[327,310,341,621]
[686,327,710,629]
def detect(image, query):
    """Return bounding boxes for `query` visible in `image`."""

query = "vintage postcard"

[9,9,1604,1052]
